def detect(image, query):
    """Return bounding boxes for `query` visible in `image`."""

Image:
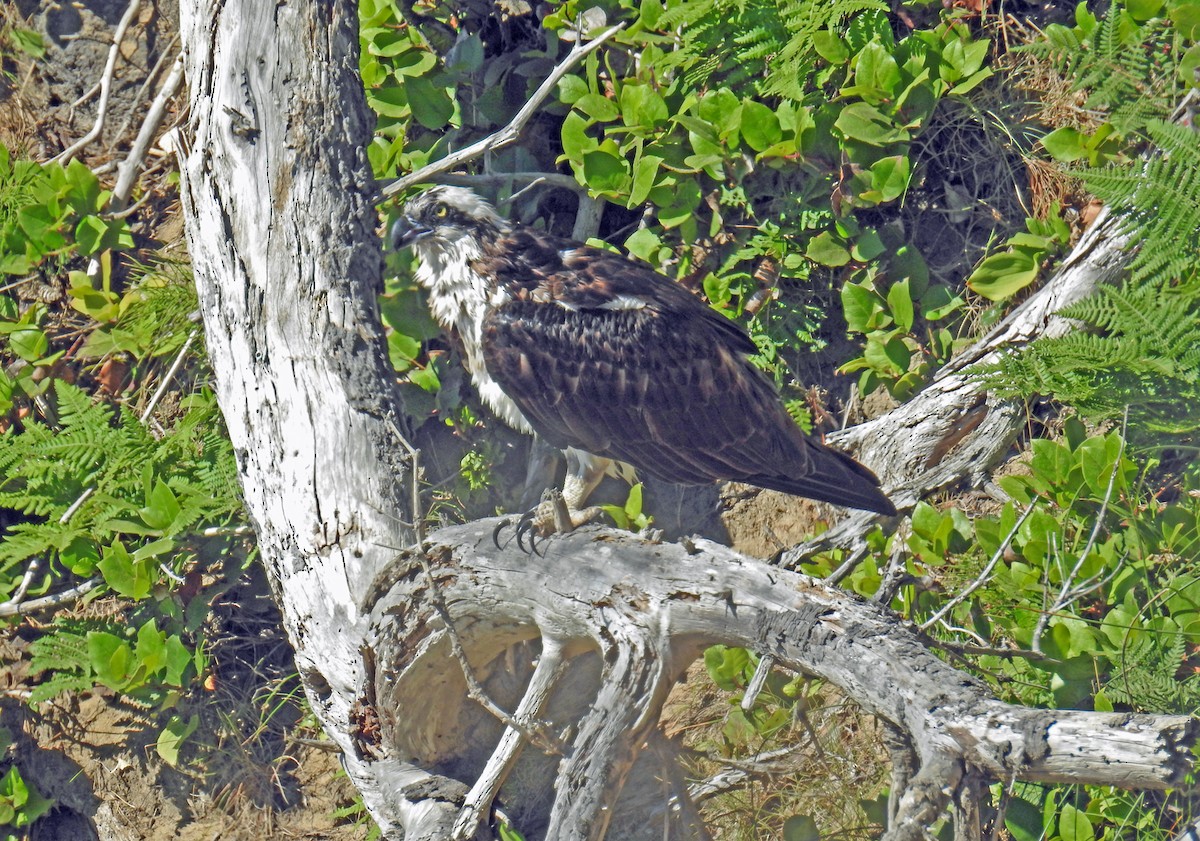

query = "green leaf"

[561,112,597,161]
[807,232,850,267]
[61,537,101,576]
[575,92,620,122]
[1058,804,1094,841]
[655,179,701,228]
[556,74,589,105]
[887,279,914,332]
[813,31,849,64]
[135,620,167,674]
[582,150,629,195]
[853,41,902,101]
[97,540,153,600]
[1127,0,1165,21]
[88,631,133,690]
[740,101,782,152]
[405,76,453,130]
[841,282,884,332]
[868,155,910,202]
[834,102,909,146]
[1041,127,1087,163]
[629,154,662,206]
[966,250,1040,301]
[8,327,48,363]
[156,714,200,767]
[619,84,668,129]
[139,479,182,531]
[1004,796,1047,841]
[163,635,192,685]
[74,215,110,255]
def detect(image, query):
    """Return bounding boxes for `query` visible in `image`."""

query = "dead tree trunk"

[175,2,1196,839]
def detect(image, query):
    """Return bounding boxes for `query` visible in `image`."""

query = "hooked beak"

[390,215,432,250]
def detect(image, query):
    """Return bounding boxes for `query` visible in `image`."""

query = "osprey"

[391,186,896,531]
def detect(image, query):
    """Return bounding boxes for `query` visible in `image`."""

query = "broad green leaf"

[1058,804,1094,841]
[629,154,662,206]
[61,537,101,576]
[561,111,597,161]
[135,620,167,674]
[8,326,48,362]
[74,215,110,255]
[156,714,200,767]
[887,279,914,332]
[966,250,1040,301]
[624,227,661,262]
[1127,0,1165,20]
[369,86,410,119]
[163,635,192,685]
[863,333,906,375]
[869,155,910,202]
[582,150,629,194]
[557,74,589,105]
[1041,127,1087,162]
[806,231,850,267]
[656,179,701,228]
[88,631,133,690]
[853,41,902,101]
[97,540,153,600]
[575,92,620,122]
[140,479,182,531]
[834,102,909,146]
[841,282,884,332]
[1004,796,1047,841]
[813,31,849,64]
[740,101,782,152]
[620,84,668,129]
[406,76,453,130]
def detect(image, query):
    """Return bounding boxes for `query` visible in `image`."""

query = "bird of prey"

[391,186,896,534]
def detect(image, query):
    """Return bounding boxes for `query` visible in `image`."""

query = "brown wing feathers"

[478,232,896,516]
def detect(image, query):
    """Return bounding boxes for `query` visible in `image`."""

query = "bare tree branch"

[379,24,625,199]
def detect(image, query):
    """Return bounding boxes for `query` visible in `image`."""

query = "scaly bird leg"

[496,449,613,553]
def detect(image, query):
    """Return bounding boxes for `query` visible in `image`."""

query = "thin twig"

[380,23,625,200]
[452,636,569,840]
[0,577,102,618]
[140,328,198,423]
[434,171,583,194]
[53,0,143,165]
[110,33,180,147]
[112,54,185,210]
[415,551,562,753]
[1030,427,1126,653]
[920,501,1036,632]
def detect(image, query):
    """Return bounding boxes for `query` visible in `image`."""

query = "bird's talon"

[492,518,514,550]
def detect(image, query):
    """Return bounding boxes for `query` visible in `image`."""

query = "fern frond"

[1081,121,1200,284]
[980,279,1200,437]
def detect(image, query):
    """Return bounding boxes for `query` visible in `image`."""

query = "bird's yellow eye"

[433,204,449,219]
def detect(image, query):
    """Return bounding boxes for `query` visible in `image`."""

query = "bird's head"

[390,186,509,260]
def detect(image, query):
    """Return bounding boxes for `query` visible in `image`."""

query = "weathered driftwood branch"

[359,522,1196,839]
[781,208,1132,568]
